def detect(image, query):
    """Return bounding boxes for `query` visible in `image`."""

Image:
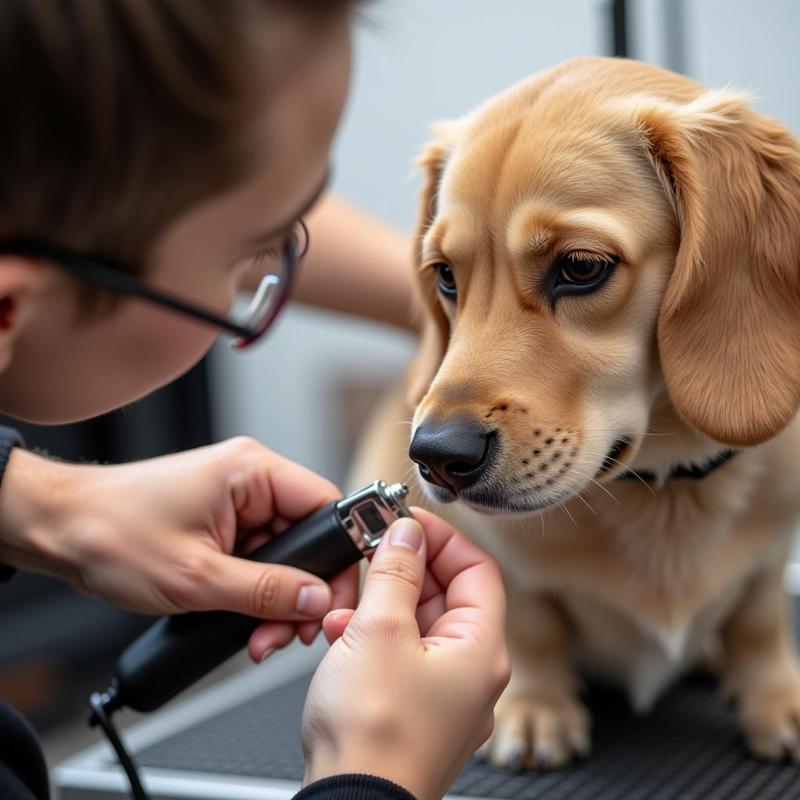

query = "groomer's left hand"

[302,509,509,800]
[0,437,356,658]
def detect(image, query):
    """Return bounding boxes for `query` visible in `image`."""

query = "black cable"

[89,685,150,800]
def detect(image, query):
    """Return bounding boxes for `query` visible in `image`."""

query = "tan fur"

[355,57,800,768]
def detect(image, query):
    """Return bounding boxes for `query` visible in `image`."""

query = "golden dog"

[354,56,800,769]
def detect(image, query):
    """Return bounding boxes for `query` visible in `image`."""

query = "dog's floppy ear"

[406,125,458,406]
[631,91,800,446]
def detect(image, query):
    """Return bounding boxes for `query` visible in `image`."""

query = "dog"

[353,56,800,769]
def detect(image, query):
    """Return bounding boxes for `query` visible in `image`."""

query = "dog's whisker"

[398,465,420,487]
[568,465,622,507]
[602,456,656,496]
[568,474,618,509]
[577,410,606,431]
[565,455,625,502]
[586,478,621,505]
[569,489,598,516]
[577,427,674,438]
[558,500,579,528]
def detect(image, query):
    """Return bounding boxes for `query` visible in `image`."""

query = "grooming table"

[55,599,800,800]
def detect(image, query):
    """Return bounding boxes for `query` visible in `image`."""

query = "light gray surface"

[685,0,800,135]
[54,639,326,800]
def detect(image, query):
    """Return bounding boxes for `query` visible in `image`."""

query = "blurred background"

[1,0,799,772]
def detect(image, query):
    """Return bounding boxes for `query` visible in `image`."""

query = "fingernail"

[259,648,275,663]
[296,584,330,616]
[389,518,423,552]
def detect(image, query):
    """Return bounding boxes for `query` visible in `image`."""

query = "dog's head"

[408,57,800,514]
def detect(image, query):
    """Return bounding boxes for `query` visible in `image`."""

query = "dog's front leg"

[480,591,589,770]
[720,561,800,761]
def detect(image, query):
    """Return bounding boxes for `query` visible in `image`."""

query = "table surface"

[133,631,800,799]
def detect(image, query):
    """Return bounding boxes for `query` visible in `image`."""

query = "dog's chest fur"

[444,431,799,711]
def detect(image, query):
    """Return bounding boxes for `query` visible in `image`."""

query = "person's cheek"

[122,305,218,389]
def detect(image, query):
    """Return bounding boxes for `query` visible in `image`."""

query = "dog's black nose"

[410,417,495,492]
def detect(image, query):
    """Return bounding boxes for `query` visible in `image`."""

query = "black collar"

[617,449,738,483]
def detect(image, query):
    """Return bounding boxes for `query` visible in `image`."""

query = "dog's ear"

[631,91,800,446]
[406,125,458,407]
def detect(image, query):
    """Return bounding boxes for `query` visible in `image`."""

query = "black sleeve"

[0,702,50,800]
[293,774,418,800]
[0,424,25,583]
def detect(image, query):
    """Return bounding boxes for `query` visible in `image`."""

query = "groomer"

[0,3,509,800]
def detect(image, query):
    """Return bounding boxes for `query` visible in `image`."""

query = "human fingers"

[322,608,355,644]
[329,564,359,612]
[297,620,322,644]
[239,529,271,556]
[416,591,447,635]
[353,518,426,626]
[187,553,332,622]
[247,621,296,663]
[410,508,506,645]
[410,507,495,585]
[221,438,340,530]
[291,561,358,644]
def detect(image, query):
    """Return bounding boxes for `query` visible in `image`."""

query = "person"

[0,3,510,800]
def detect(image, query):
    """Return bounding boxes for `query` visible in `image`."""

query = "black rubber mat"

[135,663,800,799]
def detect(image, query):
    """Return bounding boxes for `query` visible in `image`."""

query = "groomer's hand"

[0,439,356,658]
[302,509,510,800]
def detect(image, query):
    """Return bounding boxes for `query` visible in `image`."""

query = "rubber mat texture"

[135,664,800,798]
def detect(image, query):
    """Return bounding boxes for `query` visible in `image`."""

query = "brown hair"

[0,0,357,273]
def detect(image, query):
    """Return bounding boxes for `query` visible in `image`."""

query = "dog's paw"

[738,678,800,762]
[479,693,591,770]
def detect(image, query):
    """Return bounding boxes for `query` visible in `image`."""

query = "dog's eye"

[551,253,617,301]
[561,257,607,284]
[435,263,457,300]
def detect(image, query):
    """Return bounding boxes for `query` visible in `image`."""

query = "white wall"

[631,0,800,561]
[211,0,800,502]
[631,0,800,135]
[685,0,800,135]
[210,0,609,484]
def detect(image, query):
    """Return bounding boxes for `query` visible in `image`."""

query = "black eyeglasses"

[0,219,309,349]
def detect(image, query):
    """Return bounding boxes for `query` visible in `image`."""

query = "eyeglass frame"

[0,219,309,350]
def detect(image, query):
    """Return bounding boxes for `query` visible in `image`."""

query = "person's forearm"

[290,195,416,331]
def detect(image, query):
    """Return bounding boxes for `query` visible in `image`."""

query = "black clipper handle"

[113,502,361,713]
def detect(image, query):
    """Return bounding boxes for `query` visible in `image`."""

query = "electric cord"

[89,684,150,800]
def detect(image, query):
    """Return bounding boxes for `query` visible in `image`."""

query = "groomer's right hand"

[0,438,357,657]
[302,509,510,800]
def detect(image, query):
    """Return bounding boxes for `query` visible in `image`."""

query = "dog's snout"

[410,416,495,492]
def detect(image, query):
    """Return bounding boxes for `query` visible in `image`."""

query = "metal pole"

[612,0,629,57]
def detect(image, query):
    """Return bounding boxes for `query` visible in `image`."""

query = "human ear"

[0,256,49,372]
